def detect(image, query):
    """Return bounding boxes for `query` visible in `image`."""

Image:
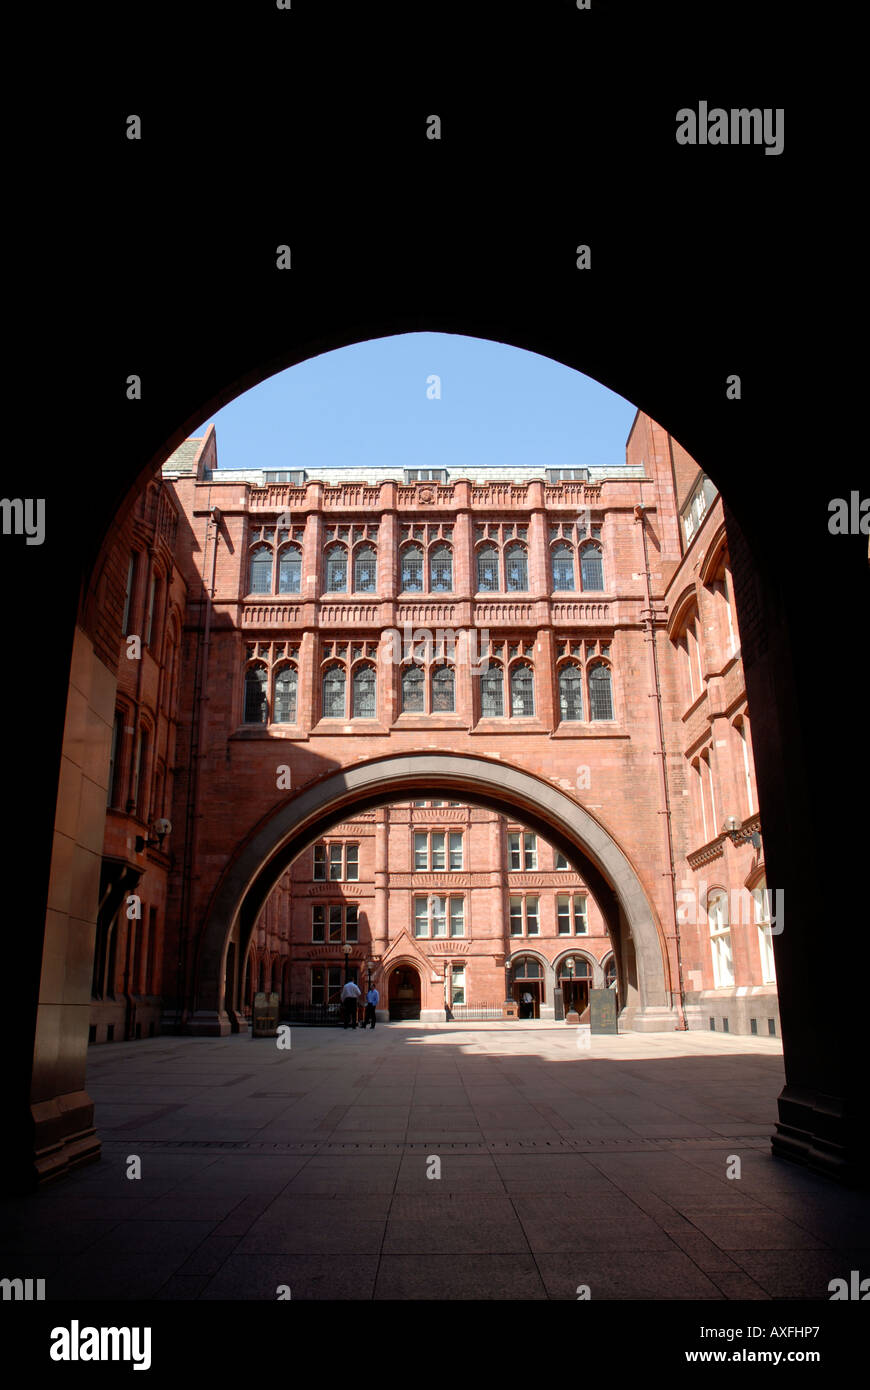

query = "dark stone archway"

[8,77,867,1191]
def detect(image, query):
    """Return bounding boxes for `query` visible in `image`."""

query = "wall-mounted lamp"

[721,816,761,851]
[135,818,172,854]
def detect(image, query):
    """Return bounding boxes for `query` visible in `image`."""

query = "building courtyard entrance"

[388,966,422,1021]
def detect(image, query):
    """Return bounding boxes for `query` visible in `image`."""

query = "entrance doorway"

[511,956,544,1018]
[388,966,421,1021]
[557,957,591,1017]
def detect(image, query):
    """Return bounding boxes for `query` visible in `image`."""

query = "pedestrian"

[522,991,533,1019]
[364,983,379,1029]
[340,978,361,1029]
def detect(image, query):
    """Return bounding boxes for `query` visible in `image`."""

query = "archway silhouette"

[190,753,676,1035]
[8,291,862,1191]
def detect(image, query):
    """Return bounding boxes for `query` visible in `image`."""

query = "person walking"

[340,978,361,1029]
[364,984,379,1029]
[521,991,533,1019]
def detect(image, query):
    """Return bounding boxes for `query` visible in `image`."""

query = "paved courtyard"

[3,1024,868,1300]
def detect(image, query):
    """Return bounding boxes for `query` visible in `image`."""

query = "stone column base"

[419,1009,447,1024]
[628,1006,682,1032]
[772,1084,870,1188]
[184,1010,232,1036]
[30,1092,101,1187]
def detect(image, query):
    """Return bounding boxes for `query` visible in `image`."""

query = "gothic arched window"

[274,666,297,723]
[352,664,376,718]
[325,545,347,592]
[589,664,613,720]
[402,664,425,712]
[551,543,575,591]
[581,544,604,590]
[353,545,377,593]
[430,544,453,592]
[401,545,424,591]
[431,665,455,712]
[244,665,268,723]
[505,543,528,592]
[278,545,302,594]
[480,663,504,717]
[558,663,583,720]
[510,663,535,716]
[249,545,273,595]
[322,665,346,718]
[477,545,500,592]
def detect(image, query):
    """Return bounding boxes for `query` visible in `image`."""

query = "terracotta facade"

[83,410,777,1044]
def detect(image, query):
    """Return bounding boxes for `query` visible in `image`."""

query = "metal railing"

[280,998,348,1027]
[445,1001,504,1022]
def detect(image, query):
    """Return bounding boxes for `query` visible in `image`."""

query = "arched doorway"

[557,954,593,1017]
[510,955,545,1019]
[388,965,422,1021]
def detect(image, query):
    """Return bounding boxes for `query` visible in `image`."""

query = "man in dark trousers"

[364,984,379,1029]
[340,978,361,1029]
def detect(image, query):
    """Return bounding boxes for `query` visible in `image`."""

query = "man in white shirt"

[340,978,361,1029]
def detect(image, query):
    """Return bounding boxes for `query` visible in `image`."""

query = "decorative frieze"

[545,484,603,506]
[396,603,458,625]
[322,485,383,509]
[318,603,381,624]
[686,838,726,869]
[471,484,529,506]
[303,883,371,898]
[241,603,303,627]
[474,601,535,624]
[249,486,307,511]
[552,602,611,622]
[396,485,455,507]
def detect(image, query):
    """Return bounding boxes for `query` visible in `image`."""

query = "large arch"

[188,753,677,1036]
[11,292,866,1189]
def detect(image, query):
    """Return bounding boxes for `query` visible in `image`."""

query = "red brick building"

[249,804,615,1024]
[90,410,778,1043]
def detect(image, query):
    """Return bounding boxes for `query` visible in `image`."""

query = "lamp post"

[504,955,513,1006]
[342,942,352,985]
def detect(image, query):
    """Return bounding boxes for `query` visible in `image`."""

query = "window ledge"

[318,592,382,601]
[230,725,309,741]
[550,724,629,738]
[392,716,467,730]
[470,720,550,734]
[310,720,391,736]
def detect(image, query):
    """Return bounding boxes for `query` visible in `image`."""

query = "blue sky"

[191,333,638,473]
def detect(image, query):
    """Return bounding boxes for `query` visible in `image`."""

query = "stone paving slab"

[2,1025,868,1301]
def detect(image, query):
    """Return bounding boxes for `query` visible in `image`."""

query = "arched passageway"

[9,276,866,1190]
[191,754,675,1036]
